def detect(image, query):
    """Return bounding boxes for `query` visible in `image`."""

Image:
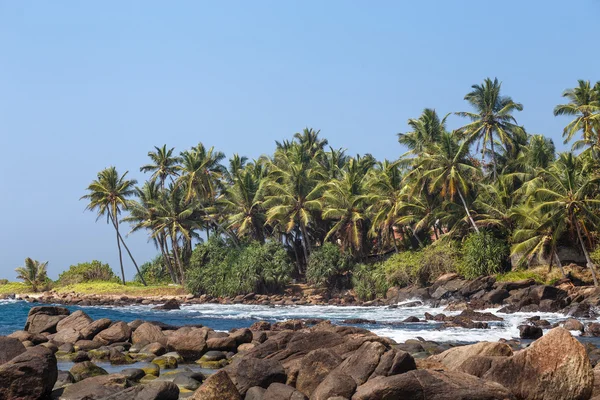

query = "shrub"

[306,243,354,290]
[459,231,509,279]
[186,238,293,297]
[135,255,173,285]
[0,279,9,285]
[57,260,118,285]
[382,251,423,287]
[417,241,461,285]
[352,263,389,301]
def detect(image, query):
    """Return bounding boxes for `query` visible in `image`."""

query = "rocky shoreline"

[2,303,600,399]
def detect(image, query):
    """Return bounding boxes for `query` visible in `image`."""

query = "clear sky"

[1,1,598,279]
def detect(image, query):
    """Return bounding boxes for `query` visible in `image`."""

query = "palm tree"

[368,160,404,252]
[15,258,48,292]
[140,145,180,188]
[531,153,600,285]
[554,80,600,151]
[457,78,524,180]
[398,108,449,156]
[81,167,145,285]
[413,132,481,232]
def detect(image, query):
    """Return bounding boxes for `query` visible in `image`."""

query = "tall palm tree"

[140,145,180,188]
[15,258,48,292]
[398,108,449,156]
[457,78,524,180]
[413,132,481,232]
[81,167,145,285]
[368,160,404,252]
[531,153,600,285]
[554,80,600,151]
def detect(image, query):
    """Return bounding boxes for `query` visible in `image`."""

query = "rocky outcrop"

[94,321,132,345]
[295,348,342,396]
[69,360,108,382]
[59,374,129,400]
[0,336,26,364]
[482,327,593,400]
[0,346,58,400]
[132,322,166,346]
[311,371,357,400]
[430,341,513,370]
[80,318,112,340]
[24,306,70,334]
[56,310,93,332]
[101,381,179,400]
[166,327,208,361]
[225,357,287,395]
[191,370,241,400]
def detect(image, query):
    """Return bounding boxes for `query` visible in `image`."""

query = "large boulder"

[80,318,112,340]
[132,322,167,346]
[370,348,416,378]
[69,360,108,382]
[352,369,515,400]
[191,370,241,400]
[53,327,83,344]
[153,299,180,310]
[0,336,26,364]
[429,341,513,370]
[56,310,93,332]
[311,371,357,400]
[334,341,388,385]
[230,328,253,345]
[225,357,286,395]
[101,381,179,400]
[296,348,342,397]
[94,321,132,345]
[59,374,129,400]
[482,327,593,400]
[0,346,58,400]
[518,325,543,339]
[167,327,208,361]
[24,306,70,334]
[263,383,307,400]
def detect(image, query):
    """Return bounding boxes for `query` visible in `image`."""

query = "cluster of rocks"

[3,302,600,400]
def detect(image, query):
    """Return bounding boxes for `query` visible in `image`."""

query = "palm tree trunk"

[575,220,598,286]
[111,209,126,285]
[489,131,498,181]
[552,244,566,278]
[299,223,311,270]
[159,233,178,284]
[457,188,480,233]
[171,233,186,285]
[390,227,399,253]
[107,210,147,286]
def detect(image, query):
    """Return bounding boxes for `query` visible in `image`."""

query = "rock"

[518,325,543,339]
[140,342,167,356]
[207,336,237,351]
[132,322,167,346]
[402,316,420,323]
[95,321,132,345]
[0,336,26,364]
[8,330,48,344]
[191,370,242,400]
[588,323,600,337]
[459,276,496,297]
[296,348,342,396]
[230,328,253,345]
[226,357,286,395]
[370,348,416,378]
[53,327,83,344]
[142,362,160,377]
[100,381,179,400]
[59,373,129,400]
[263,383,307,400]
[173,374,202,390]
[352,369,514,400]
[483,327,593,400]
[56,310,93,332]
[0,346,58,400]
[481,289,510,305]
[69,360,108,382]
[430,341,513,370]
[24,306,70,334]
[81,318,112,340]
[167,328,208,361]
[311,371,357,400]
[120,367,146,381]
[153,355,179,369]
[54,370,75,389]
[335,341,387,385]
[250,321,272,331]
[457,309,504,321]
[153,299,180,310]
[563,318,585,332]
[245,386,267,400]
[74,339,103,351]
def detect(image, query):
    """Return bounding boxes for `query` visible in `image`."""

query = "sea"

[0,298,591,345]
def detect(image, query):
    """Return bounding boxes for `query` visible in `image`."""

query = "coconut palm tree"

[531,153,600,285]
[457,78,524,180]
[140,145,180,188]
[368,160,404,252]
[81,167,145,285]
[554,80,600,151]
[15,258,48,292]
[398,108,449,157]
[412,132,481,232]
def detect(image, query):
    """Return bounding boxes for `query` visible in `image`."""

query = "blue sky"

[0,1,598,279]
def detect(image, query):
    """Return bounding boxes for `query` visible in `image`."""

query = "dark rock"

[402,316,420,323]
[24,306,70,334]
[207,336,237,351]
[230,328,253,345]
[263,383,307,400]
[370,348,416,378]
[132,322,166,346]
[225,357,286,395]
[459,276,496,297]
[153,299,180,310]
[588,323,600,337]
[119,368,145,381]
[518,325,543,339]
[60,373,129,400]
[140,342,166,356]
[481,289,510,305]
[54,370,75,389]
[0,346,58,400]
[191,370,241,400]
[250,321,271,331]
[74,339,103,351]
[310,371,357,400]
[95,321,132,345]
[457,309,503,321]
[296,348,342,397]
[166,327,208,361]
[563,318,585,332]
[342,318,376,324]
[101,381,179,400]
[56,310,93,333]
[335,341,387,385]
[0,336,26,364]
[245,386,266,400]
[70,361,108,382]
[80,318,112,340]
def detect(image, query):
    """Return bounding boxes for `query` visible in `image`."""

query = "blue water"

[0,299,590,344]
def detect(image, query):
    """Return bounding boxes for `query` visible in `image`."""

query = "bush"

[57,261,118,285]
[306,243,354,290]
[186,238,293,297]
[0,279,8,285]
[417,241,461,285]
[352,263,389,301]
[459,231,509,279]
[135,255,173,285]
[383,251,423,287]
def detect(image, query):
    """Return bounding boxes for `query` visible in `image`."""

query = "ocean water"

[0,299,589,344]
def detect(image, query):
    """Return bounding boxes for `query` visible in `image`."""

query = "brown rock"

[429,341,513,370]
[56,310,93,332]
[335,341,387,385]
[60,373,129,400]
[370,348,416,378]
[25,308,69,334]
[311,371,357,400]
[167,327,208,361]
[206,336,237,351]
[80,318,112,340]
[225,357,286,395]
[0,336,26,364]
[263,382,307,400]
[94,321,132,345]
[191,370,241,400]
[132,322,166,346]
[53,327,83,344]
[0,346,58,400]
[296,348,342,396]
[101,381,179,400]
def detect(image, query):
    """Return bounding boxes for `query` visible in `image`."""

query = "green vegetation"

[68,78,600,295]
[57,260,118,285]
[53,281,184,296]
[135,255,172,285]
[15,258,50,292]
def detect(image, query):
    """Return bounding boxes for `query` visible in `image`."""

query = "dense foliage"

[134,255,172,285]
[57,260,118,285]
[15,258,50,292]
[79,78,600,291]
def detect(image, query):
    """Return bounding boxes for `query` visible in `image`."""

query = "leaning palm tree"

[15,258,48,292]
[81,167,146,285]
[140,145,180,188]
[531,153,600,285]
[554,80,600,151]
[457,78,524,180]
[412,132,481,232]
